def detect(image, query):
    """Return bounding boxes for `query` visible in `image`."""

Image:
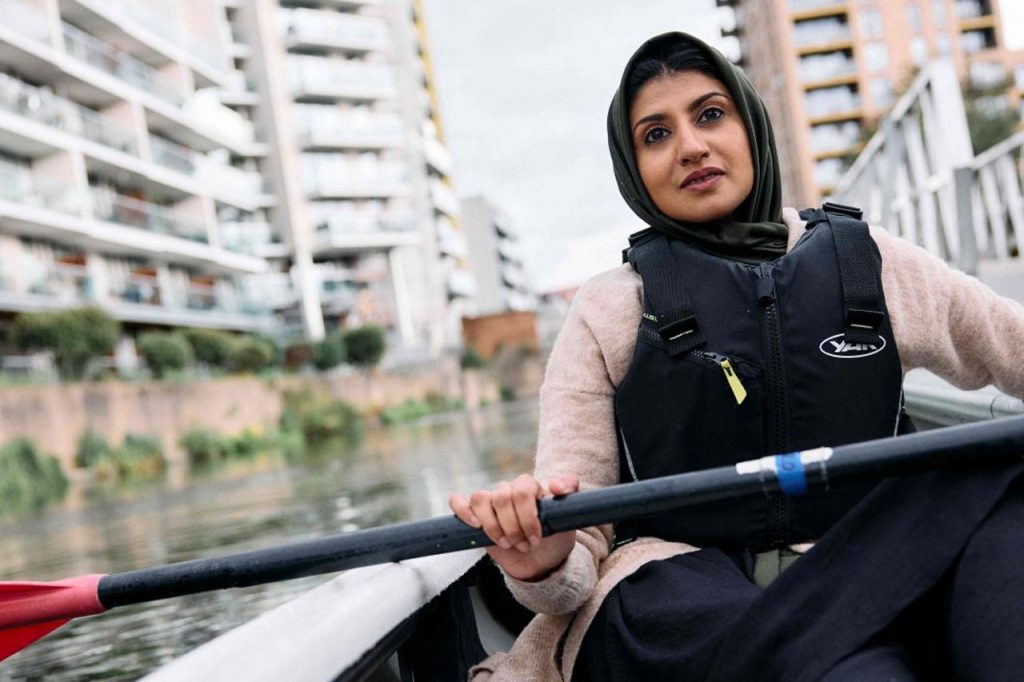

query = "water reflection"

[0,401,538,681]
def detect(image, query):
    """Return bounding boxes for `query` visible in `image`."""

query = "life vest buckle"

[845,308,885,331]
[822,201,863,221]
[658,314,699,341]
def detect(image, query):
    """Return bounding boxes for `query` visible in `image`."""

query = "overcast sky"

[422,1,1023,291]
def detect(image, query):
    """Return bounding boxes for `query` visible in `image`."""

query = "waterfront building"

[0,0,470,366]
[717,0,1024,207]
[460,196,534,317]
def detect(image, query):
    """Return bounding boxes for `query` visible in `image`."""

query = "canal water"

[0,401,538,681]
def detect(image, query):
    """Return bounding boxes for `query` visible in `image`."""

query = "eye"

[697,106,725,125]
[642,126,670,145]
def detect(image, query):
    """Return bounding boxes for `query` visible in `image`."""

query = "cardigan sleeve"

[502,270,634,615]
[873,226,1024,400]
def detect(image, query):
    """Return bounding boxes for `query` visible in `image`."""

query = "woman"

[452,32,1024,681]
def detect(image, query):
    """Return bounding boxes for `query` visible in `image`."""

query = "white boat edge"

[141,548,487,682]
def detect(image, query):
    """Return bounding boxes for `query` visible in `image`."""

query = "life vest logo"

[818,333,886,359]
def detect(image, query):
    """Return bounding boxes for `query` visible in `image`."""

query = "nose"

[675,126,710,165]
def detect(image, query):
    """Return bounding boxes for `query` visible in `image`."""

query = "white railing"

[831,59,983,268]
[89,187,209,243]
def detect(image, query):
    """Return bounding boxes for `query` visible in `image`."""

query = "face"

[629,69,754,224]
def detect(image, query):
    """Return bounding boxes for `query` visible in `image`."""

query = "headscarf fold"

[608,32,788,264]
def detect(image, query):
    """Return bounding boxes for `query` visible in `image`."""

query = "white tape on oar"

[735,447,834,495]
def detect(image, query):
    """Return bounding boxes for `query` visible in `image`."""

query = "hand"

[449,473,580,581]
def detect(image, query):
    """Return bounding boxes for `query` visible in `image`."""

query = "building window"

[870,77,894,107]
[969,60,1006,90]
[859,9,883,39]
[863,42,889,72]
[932,0,948,28]
[906,3,923,31]
[936,33,952,56]
[814,158,845,187]
[911,36,928,66]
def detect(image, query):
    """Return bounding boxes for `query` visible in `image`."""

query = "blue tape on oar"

[775,452,808,495]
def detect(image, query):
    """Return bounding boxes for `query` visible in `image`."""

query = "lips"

[681,167,724,188]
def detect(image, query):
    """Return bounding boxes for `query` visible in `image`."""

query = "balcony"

[283,10,390,55]
[429,179,459,216]
[423,136,452,175]
[290,62,397,103]
[955,0,991,19]
[789,0,847,15]
[313,213,418,254]
[809,121,862,155]
[792,18,852,51]
[799,53,857,86]
[446,267,476,298]
[0,177,87,217]
[220,221,286,257]
[280,0,379,7]
[149,135,196,175]
[805,86,863,121]
[0,0,51,42]
[303,159,410,199]
[89,187,208,243]
[0,73,139,156]
[297,114,404,151]
[194,159,265,202]
[98,0,226,75]
[61,23,185,106]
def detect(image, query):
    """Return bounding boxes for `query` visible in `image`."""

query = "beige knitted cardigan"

[470,208,1024,681]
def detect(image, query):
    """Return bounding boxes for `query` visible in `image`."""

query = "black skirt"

[574,462,1024,682]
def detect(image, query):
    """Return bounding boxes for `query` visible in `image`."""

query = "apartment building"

[0,0,275,357]
[460,196,533,316]
[718,0,1024,207]
[0,0,470,366]
[222,0,471,355]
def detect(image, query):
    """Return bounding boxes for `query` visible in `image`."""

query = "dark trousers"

[574,472,1024,681]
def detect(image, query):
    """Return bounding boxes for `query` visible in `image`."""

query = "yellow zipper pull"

[719,359,747,405]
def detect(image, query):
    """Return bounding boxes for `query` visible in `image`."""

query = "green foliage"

[279,388,363,446]
[343,326,386,369]
[179,427,231,466]
[459,347,487,369]
[0,438,69,515]
[183,328,235,368]
[75,429,111,468]
[312,334,346,371]
[379,392,465,425]
[138,331,193,379]
[229,337,275,374]
[9,307,120,380]
[499,385,517,402]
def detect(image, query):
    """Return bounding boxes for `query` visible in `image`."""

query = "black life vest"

[614,203,912,551]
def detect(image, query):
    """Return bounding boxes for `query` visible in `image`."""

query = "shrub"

[9,307,119,380]
[283,342,314,372]
[229,337,275,374]
[230,428,269,458]
[460,347,487,370]
[273,428,306,462]
[114,434,166,477]
[343,326,386,369]
[0,438,69,515]
[279,389,363,446]
[183,328,235,369]
[180,428,231,466]
[138,332,193,379]
[75,429,111,469]
[380,398,431,425]
[500,385,517,402]
[312,334,346,371]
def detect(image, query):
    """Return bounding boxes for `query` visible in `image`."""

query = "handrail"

[903,369,1023,426]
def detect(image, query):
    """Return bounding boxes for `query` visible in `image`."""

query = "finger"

[511,474,543,547]
[449,493,481,528]
[492,481,528,549]
[548,474,580,496]
[470,490,509,549]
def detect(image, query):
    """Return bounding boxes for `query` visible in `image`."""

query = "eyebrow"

[632,91,730,133]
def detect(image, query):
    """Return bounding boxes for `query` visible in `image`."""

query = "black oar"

[2,415,1022,660]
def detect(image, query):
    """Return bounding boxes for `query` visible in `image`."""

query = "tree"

[229,336,275,373]
[312,334,346,371]
[138,331,193,379]
[343,326,386,369]
[9,307,119,380]
[183,328,235,369]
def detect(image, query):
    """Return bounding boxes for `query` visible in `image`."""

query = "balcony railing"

[89,188,208,242]
[289,60,396,101]
[799,54,857,83]
[805,87,862,118]
[62,23,185,106]
[283,9,390,53]
[220,221,282,255]
[955,0,989,19]
[149,135,196,174]
[102,0,225,73]
[0,73,139,155]
[792,19,852,48]
[0,179,87,216]
[116,274,161,306]
[809,121,862,154]
[789,0,846,13]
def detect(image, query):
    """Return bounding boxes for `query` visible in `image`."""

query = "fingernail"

[516,541,530,552]
[497,537,512,549]
[529,535,541,547]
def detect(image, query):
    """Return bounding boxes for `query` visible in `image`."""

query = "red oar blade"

[0,619,70,662]
[0,575,106,661]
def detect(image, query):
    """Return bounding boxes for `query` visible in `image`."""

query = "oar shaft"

[98,415,1024,609]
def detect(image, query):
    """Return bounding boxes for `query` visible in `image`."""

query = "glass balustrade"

[89,188,208,242]
[804,86,862,118]
[62,23,184,106]
[792,18,852,47]
[799,53,857,83]
[809,121,862,153]
[149,135,196,174]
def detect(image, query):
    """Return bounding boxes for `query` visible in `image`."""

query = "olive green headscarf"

[608,32,788,264]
